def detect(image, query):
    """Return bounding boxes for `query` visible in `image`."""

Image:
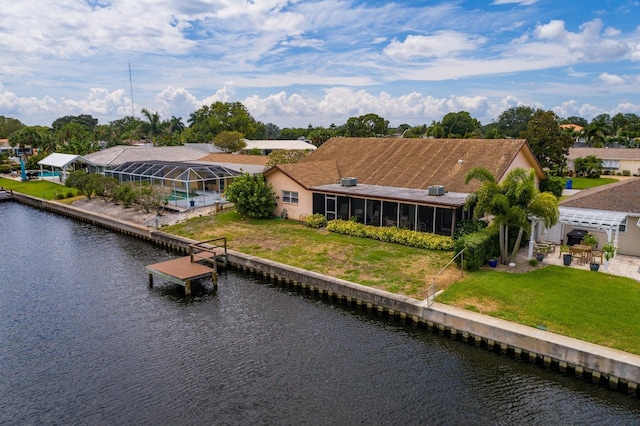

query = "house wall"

[267,170,313,220]
[505,150,541,186]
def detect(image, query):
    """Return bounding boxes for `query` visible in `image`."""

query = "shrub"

[623,170,631,176]
[453,219,486,240]
[225,172,276,219]
[55,192,65,200]
[66,191,75,198]
[326,220,454,250]
[0,164,12,174]
[453,228,499,271]
[538,176,564,198]
[529,258,538,266]
[305,213,327,228]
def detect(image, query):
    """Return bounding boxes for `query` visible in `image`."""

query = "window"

[619,218,627,233]
[282,190,298,204]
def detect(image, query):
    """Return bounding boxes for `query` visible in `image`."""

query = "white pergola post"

[528,219,536,259]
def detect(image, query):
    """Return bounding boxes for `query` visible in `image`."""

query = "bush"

[66,191,75,198]
[529,258,538,266]
[453,228,499,271]
[453,219,486,240]
[623,170,631,176]
[305,213,327,228]
[55,192,65,200]
[225,172,277,219]
[326,220,453,250]
[0,164,12,174]
[538,176,564,198]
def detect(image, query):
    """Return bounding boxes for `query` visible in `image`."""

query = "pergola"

[528,206,628,258]
[105,161,241,208]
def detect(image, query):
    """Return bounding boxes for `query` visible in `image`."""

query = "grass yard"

[164,211,458,298]
[437,266,640,355]
[565,176,618,189]
[0,176,77,200]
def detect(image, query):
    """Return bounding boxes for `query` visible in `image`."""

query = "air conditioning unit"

[341,177,357,187]
[428,185,445,196]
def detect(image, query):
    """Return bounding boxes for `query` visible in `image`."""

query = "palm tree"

[465,167,559,265]
[140,108,162,145]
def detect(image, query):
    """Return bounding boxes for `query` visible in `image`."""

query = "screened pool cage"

[105,161,241,210]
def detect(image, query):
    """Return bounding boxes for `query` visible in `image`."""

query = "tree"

[187,101,261,141]
[574,155,603,178]
[213,131,247,152]
[496,106,535,138]
[0,116,24,138]
[51,114,98,132]
[264,149,312,169]
[345,113,389,137]
[425,121,444,138]
[225,172,277,219]
[441,111,481,138]
[140,108,163,145]
[8,126,49,155]
[465,167,559,265]
[521,110,573,173]
[561,116,588,127]
[264,122,281,139]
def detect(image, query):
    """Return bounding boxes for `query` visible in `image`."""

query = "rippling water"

[1,202,639,425]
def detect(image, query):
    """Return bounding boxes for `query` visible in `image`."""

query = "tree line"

[2,103,639,175]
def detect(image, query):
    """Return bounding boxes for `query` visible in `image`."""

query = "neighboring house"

[241,139,317,155]
[264,138,545,236]
[568,147,640,175]
[83,145,210,173]
[541,178,640,256]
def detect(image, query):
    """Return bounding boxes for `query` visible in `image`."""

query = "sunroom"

[309,182,472,237]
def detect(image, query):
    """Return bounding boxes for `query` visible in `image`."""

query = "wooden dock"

[146,237,227,295]
[0,188,13,201]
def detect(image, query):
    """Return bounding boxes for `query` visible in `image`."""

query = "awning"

[38,153,95,168]
[558,206,628,231]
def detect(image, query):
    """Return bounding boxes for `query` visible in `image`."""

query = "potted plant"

[488,258,498,268]
[602,242,616,272]
[582,233,598,249]
[589,262,600,271]
[534,252,545,262]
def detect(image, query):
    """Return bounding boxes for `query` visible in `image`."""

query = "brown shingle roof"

[281,137,540,192]
[560,178,640,214]
[568,147,640,160]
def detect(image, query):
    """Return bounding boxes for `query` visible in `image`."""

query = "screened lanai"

[105,161,241,209]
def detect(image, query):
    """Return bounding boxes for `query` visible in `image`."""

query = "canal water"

[1,202,639,425]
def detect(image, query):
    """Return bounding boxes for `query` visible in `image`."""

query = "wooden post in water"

[212,271,218,290]
[148,273,154,288]
[185,278,191,296]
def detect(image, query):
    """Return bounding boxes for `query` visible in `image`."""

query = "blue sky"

[1,0,639,128]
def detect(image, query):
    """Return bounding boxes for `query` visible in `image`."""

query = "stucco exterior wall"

[267,170,313,220]
[505,150,542,187]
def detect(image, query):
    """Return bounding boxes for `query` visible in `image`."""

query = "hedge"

[326,219,454,250]
[453,228,499,271]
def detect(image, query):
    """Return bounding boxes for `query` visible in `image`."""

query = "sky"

[1,0,640,129]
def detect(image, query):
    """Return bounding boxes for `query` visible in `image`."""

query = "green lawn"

[0,176,77,200]
[565,176,618,189]
[437,266,640,354]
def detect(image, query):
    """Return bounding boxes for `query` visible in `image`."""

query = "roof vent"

[340,177,357,187]
[428,185,445,196]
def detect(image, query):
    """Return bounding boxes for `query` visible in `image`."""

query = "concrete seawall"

[14,194,640,396]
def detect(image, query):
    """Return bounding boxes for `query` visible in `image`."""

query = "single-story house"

[241,139,317,155]
[264,137,545,236]
[568,147,640,175]
[540,178,640,256]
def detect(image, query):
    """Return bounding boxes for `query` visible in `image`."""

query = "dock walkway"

[0,188,14,201]
[146,237,227,295]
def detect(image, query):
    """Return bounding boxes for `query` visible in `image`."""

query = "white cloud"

[598,72,626,85]
[383,32,486,61]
